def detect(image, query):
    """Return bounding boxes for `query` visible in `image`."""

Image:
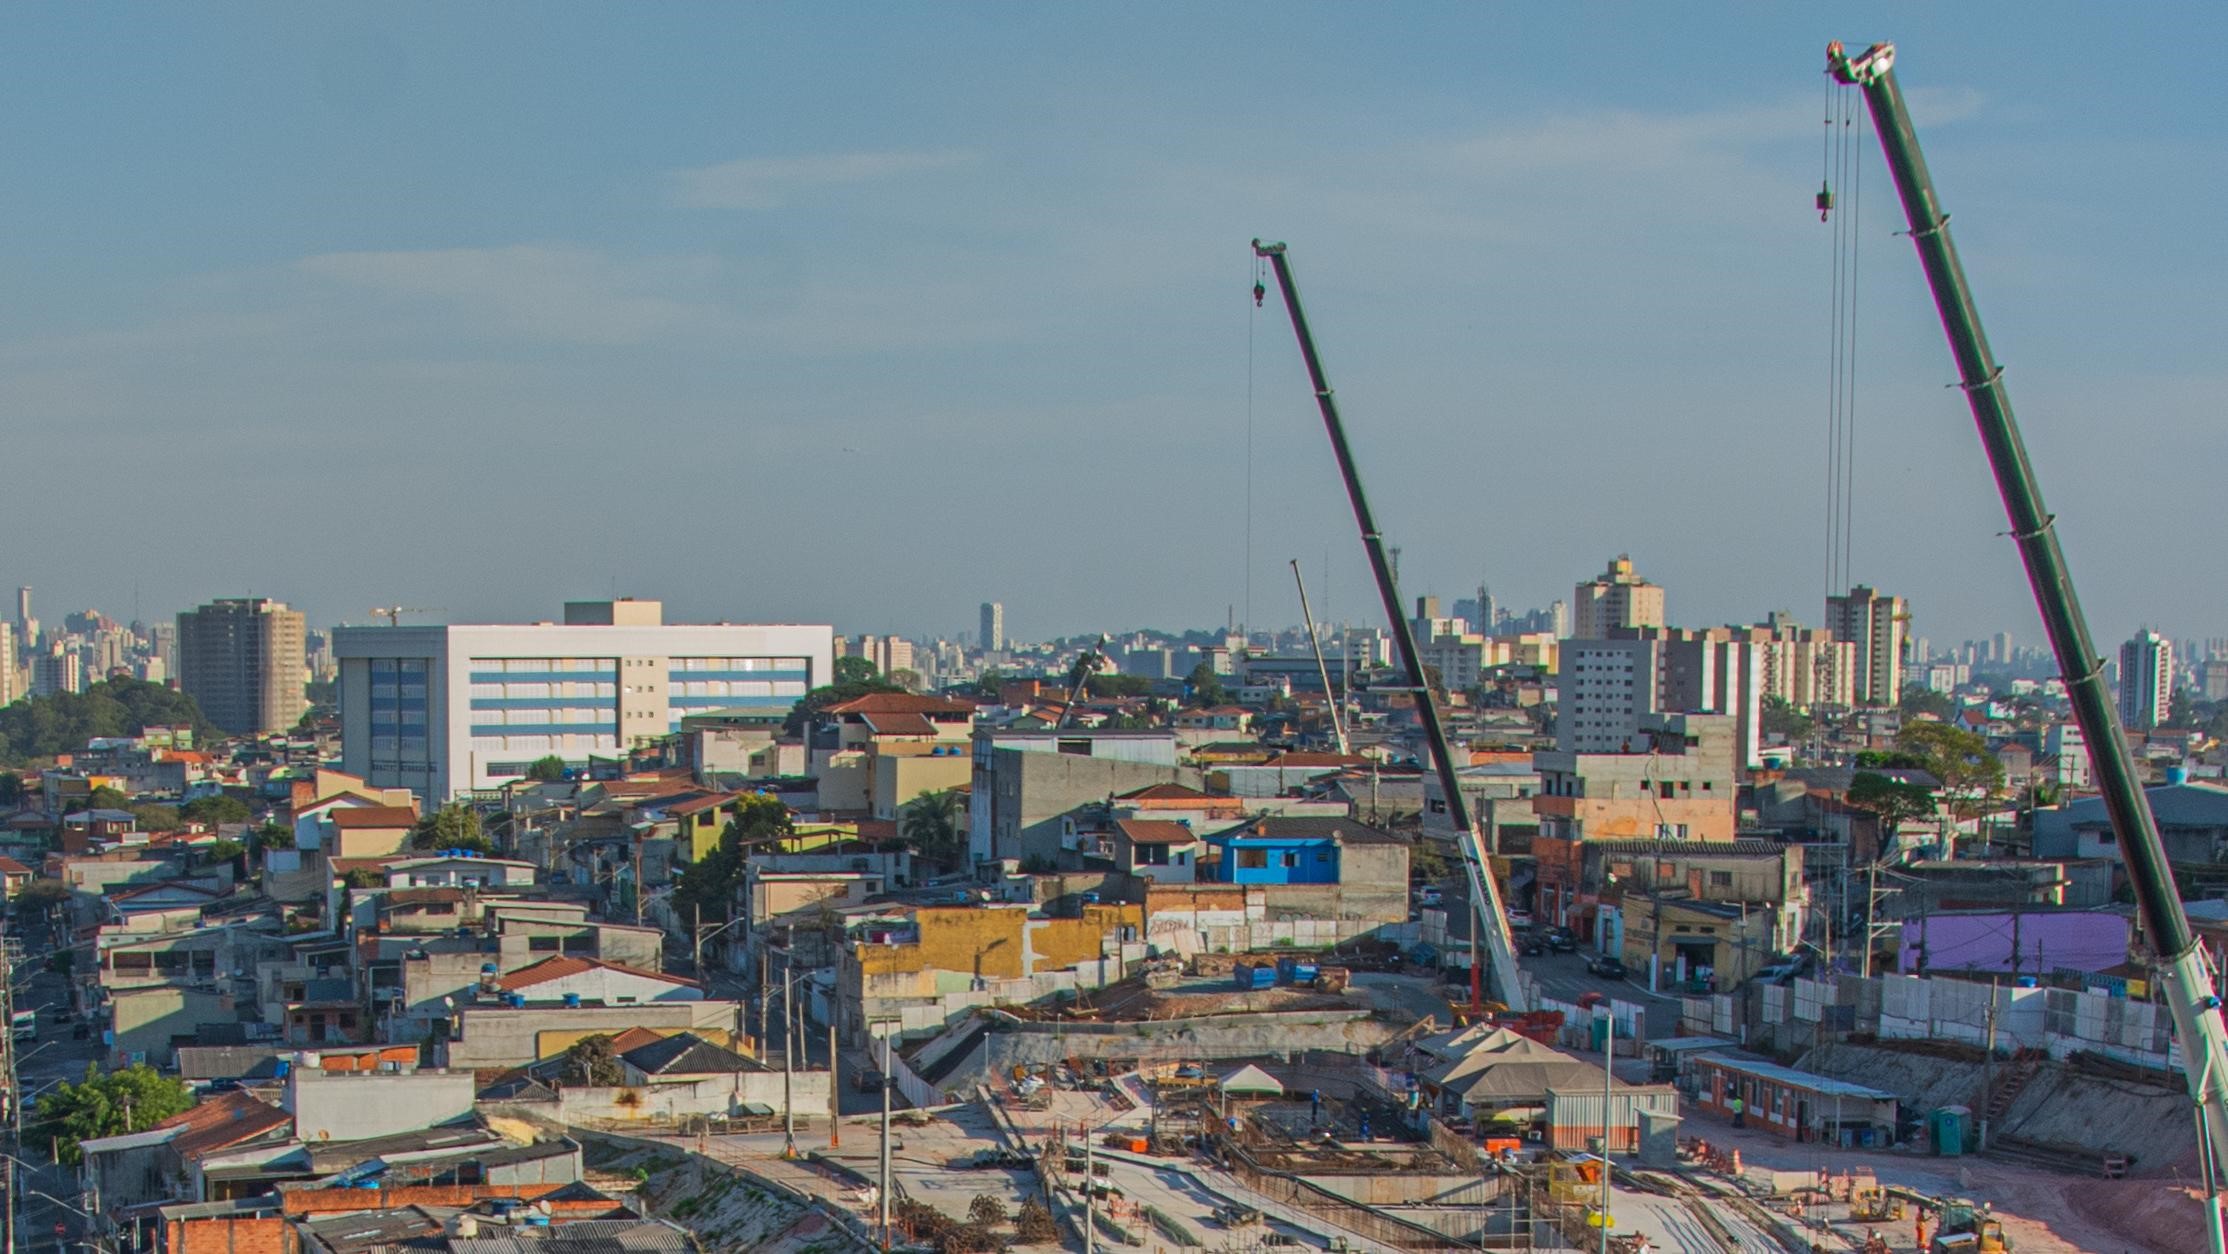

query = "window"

[1239,849,1267,869]
[1282,852,1298,868]
[1709,871,1733,889]
[529,936,561,952]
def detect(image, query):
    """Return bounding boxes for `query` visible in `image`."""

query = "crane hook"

[1816,180,1835,222]
[1253,279,1266,307]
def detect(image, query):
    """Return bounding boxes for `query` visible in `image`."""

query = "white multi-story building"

[1825,585,1907,707]
[334,600,832,801]
[2119,628,2173,732]
[1570,555,1665,640]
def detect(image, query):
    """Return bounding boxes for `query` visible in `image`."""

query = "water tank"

[2168,765,2191,785]
[563,992,582,1008]
[506,992,526,1008]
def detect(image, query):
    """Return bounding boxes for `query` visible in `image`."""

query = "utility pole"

[780,969,796,1158]
[1980,985,1998,1154]
[631,838,644,928]
[1083,1131,1096,1254]
[878,1029,893,1252]
[1599,1009,1613,1254]
[827,1013,840,1149]
[757,950,769,1054]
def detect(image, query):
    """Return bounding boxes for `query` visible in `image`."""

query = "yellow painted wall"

[853,903,1144,982]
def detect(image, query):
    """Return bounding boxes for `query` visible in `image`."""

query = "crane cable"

[1245,253,1263,642]
[1822,78,1864,599]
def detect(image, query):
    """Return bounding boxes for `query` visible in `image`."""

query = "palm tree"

[901,789,967,870]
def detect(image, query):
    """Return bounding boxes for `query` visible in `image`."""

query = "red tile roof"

[492,955,700,993]
[823,692,973,717]
[157,1090,294,1159]
[1115,819,1198,846]
[662,792,737,816]
[861,712,942,736]
[1263,752,1370,768]
[0,857,31,875]
[283,1182,566,1216]
[329,806,419,828]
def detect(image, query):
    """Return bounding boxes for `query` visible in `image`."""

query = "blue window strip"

[468,697,620,711]
[467,669,616,684]
[468,722,617,737]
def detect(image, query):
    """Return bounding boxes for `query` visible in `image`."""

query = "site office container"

[1541,1085,1679,1152]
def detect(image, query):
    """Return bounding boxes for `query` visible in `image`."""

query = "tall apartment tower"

[14,585,33,661]
[979,602,1005,653]
[2119,628,2174,732]
[1570,555,1666,639]
[177,597,308,736]
[0,621,14,706]
[1825,585,1908,707]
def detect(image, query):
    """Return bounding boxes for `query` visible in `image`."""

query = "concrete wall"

[443,1001,741,1069]
[517,1070,833,1124]
[110,986,233,1068]
[982,1009,1396,1069]
[286,1067,476,1143]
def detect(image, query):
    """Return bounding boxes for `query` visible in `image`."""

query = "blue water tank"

[2168,765,2190,785]
[274,1059,291,1078]
[563,992,582,1008]
[507,992,526,1008]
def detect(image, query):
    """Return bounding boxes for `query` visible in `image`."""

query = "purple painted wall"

[1898,911,2129,975]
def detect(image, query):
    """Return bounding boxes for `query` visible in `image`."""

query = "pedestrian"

[1730,1094,1746,1129]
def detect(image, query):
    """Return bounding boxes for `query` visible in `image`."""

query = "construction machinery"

[369,606,442,627]
[1251,240,1526,1013]
[1828,39,2228,1207]
[1926,1198,2009,1253]
[1849,1184,1904,1224]
[1056,633,1109,729]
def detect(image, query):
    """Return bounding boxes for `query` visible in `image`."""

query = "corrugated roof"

[620,1031,759,1076]
[1694,1053,1898,1100]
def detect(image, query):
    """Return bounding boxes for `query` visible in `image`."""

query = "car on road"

[1586,955,1628,980]
[1545,929,1577,954]
[1411,886,1444,909]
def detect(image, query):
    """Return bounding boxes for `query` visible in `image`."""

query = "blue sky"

[5,6,2225,652]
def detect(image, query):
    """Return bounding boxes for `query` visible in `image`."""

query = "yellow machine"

[1928,1199,2010,1254]
[1849,1186,1905,1223]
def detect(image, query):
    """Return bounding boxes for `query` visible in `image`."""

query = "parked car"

[1412,886,1444,908]
[1587,955,1628,980]
[1545,930,1577,954]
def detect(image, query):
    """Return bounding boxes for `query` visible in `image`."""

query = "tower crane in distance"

[370,607,444,627]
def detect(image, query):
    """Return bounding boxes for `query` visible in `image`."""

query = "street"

[1439,875,1682,1039]
[7,908,104,1251]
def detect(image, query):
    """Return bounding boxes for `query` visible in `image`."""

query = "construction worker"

[1730,1093,1746,1128]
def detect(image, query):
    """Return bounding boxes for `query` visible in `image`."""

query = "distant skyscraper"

[980,602,1004,653]
[0,622,13,706]
[1825,585,1907,707]
[1570,555,1665,639]
[177,597,308,736]
[2119,628,2173,732]
[31,642,80,698]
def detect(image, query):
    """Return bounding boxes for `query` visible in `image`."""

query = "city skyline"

[4,9,2226,647]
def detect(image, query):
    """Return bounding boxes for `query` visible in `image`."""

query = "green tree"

[16,878,69,909]
[886,668,924,693]
[526,754,568,782]
[1898,684,1955,722]
[0,677,217,766]
[0,771,20,805]
[202,838,246,865]
[1760,696,1815,743]
[132,804,183,832]
[674,794,792,926]
[563,1034,625,1086]
[411,802,491,854]
[36,1063,195,1165]
[86,786,131,811]
[1845,771,1937,834]
[1184,663,1230,709]
[181,795,252,827]
[1896,720,2005,824]
[341,866,385,889]
[252,821,295,852]
[1087,673,1153,699]
[901,789,968,870]
[834,655,880,686]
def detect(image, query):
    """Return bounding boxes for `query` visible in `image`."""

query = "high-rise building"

[177,598,308,737]
[2202,657,2228,704]
[979,602,1004,653]
[2119,628,2173,732]
[1824,586,1907,707]
[31,642,81,698]
[1557,626,1765,770]
[0,622,13,706]
[1570,556,1665,639]
[333,601,832,800]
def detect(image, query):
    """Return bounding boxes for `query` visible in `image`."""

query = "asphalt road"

[1434,876,1683,1040]
[6,909,104,1251]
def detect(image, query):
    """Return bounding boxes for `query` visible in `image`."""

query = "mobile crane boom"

[1828,40,2228,1181]
[1252,240,1526,1011]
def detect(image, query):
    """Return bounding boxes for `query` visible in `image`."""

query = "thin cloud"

[665,148,978,210]
[297,245,726,346]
